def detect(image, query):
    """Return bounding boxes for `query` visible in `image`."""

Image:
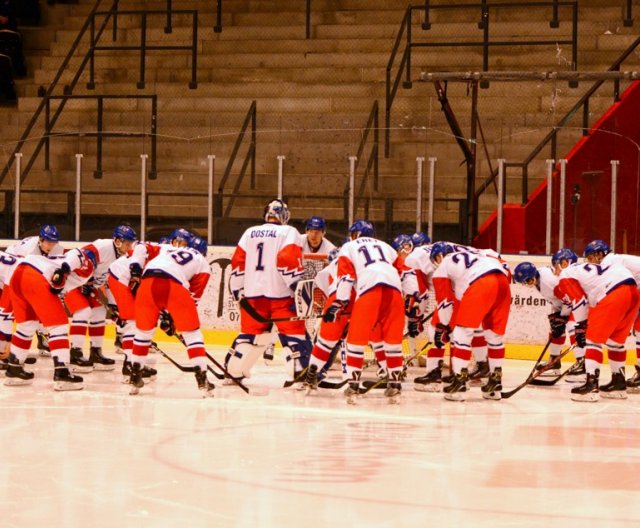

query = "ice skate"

[535,356,561,377]
[570,370,599,402]
[599,370,627,399]
[626,365,640,393]
[121,360,157,384]
[469,360,490,382]
[114,334,124,355]
[344,382,359,405]
[128,362,145,395]
[53,359,83,391]
[263,343,275,363]
[70,347,93,373]
[443,368,469,401]
[36,331,51,357]
[304,363,319,394]
[89,346,115,371]
[4,354,34,386]
[565,357,586,383]
[414,360,443,392]
[384,371,402,404]
[195,368,215,398]
[481,367,502,400]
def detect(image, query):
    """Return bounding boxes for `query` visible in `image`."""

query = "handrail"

[385,1,578,158]
[474,34,640,208]
[217,101,257,219]
[1,0,118,185]
[343,100,379,219]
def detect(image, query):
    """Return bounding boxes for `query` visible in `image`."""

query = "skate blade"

[38,350,51,357]
[444,392,466,402]
[387,395,401,404]
[482,390,502,401]
[71,365,93,374]
[114,349,125,355]
[538,369,561,377]
[346,395,358,405]
[600,391,627,400]
[4,378,33,386]
[570,392,599,402]
[200,388,215,398]
[414,383,442,393]
[129,385,142,395]
[92,363,115,372]
[626,386,640,394]
[54,381,84,391]
[305,386,318,396]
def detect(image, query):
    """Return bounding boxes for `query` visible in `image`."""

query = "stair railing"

[216,100,257,219]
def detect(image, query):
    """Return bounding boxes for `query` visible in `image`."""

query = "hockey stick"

[154,346,198,373]
[240,297,317,324]
[501,343,574,399]
[528,349,579,386]
[498,338,551,399]
[203,350,251,394]
[283,366,308,388]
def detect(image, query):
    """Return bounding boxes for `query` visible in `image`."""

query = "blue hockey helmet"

[583,239,610,258]
[264,199,290,225]
[170,228,193,244]
[429,241,454,263]
[411,231,431,247]
[39,224,60,242]
[305,216,326,231]
[392,234,413,252]
[551,247,578,266]
[513,262,539,284]
[158,235,171,244]
[189,236,208,256]
[113,224,137,241]
[348,220,375,239]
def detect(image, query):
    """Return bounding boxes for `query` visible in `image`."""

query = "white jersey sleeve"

[537,266,567,315]
[314,260,337,297]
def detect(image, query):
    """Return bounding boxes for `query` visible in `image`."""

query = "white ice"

[1,342,640,528]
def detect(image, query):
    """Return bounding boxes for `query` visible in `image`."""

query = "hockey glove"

[574,320,587,348]
[548,312,569,339]
[323,300,347,323]
[129,262,143,280]
[50,262,71,293]
[407,317,424,338]
[159,311,176,336]
[80,278,95,298]
[434,323,451,348]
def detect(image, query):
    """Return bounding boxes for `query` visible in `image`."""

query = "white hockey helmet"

[263,199,290,225]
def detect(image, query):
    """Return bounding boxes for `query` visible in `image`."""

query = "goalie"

[227,199,312,381]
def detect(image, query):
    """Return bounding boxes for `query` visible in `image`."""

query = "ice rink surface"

[1,342,640,528]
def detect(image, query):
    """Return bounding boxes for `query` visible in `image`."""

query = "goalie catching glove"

[548,311,569,339]
[323,300,348,323]
[434,323,451,348]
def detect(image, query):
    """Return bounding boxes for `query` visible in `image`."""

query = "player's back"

[239,223,302,299]
[603,252,640,286]
[339,237,401,296]
[560,262,635,307]
[145,247,210,289]
[435,251,507,299]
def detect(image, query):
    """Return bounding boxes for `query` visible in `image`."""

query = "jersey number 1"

[358,245,388,266]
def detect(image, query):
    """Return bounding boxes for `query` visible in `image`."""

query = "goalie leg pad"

[279,334,311,372]
[227,342,263,379]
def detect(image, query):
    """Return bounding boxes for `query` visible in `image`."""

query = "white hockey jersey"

[601,252,640,286]
[110,242,172,286]
[10,250,94,294]
[557,261,636,321]
[230,223,304,300]
[335,237,402,302]
[537,266,570,315]
[0,251,22,288]
[314,259,337,298]
[144,247,211,301]
[82,238,122,287]
[6,236,64,257]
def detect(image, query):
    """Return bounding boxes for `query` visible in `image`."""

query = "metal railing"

[88,8,198,90]
[1,0,118,185]
[344,100,379,220]
[43,94,157,179]
[216,100,257,219]
[474,35,640,218]
[385,1,578,157]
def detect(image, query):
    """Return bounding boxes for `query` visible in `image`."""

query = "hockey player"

[431,242,511,401]
[513,258,581,378]
[4,248,97,390]
[557,240,640,401]
[411,231,430,248]
[228,199,311,381]
[301,216,336,254]
[64,224,137,373]
[391,234,413,259]
[7,223,64,356]
[0,251,22,369]
[318,220,406,403]
[580,240,640,393]
[128,236,213,395]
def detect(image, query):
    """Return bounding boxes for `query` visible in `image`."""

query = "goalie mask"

[264,199,290,225]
